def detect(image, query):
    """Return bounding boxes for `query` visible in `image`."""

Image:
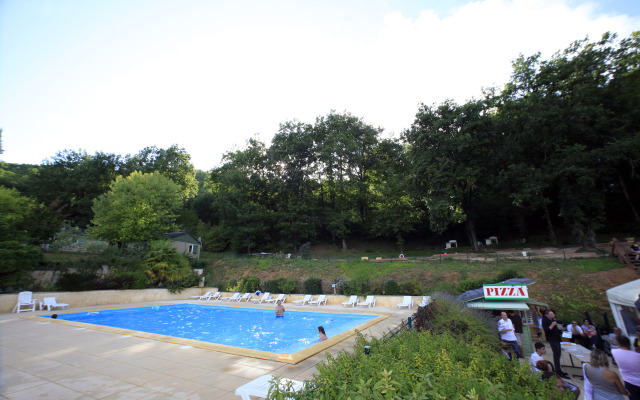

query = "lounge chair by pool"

[292,295,313,306]
[308,295,327,306]
[222,292,241,301]
[357,295,375,308]
[41,297,69,311]
[419,296,431,307]
[342,295,358,307]
[191,291,212,300]
[238,293,252,302]
[265,294,286,304]
[250,292,271,303]
[397,296,413,308]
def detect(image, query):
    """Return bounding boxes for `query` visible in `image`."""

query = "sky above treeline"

[1,0,638,171]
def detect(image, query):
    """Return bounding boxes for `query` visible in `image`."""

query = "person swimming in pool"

[275,300,285,317]
[318,326,327,341]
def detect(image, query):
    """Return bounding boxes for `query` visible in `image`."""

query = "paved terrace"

[1,300,414,400]
[2,296,599,400]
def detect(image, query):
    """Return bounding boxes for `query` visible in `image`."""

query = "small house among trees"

[164,231,202,258]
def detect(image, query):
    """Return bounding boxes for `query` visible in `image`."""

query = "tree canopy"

[91,171,183,245]
[2,31,638,253]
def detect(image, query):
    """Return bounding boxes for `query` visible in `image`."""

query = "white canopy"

[606,279,640,307]
[606,279,640,344]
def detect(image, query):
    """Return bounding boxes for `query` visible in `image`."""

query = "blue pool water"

[45,304,377,354]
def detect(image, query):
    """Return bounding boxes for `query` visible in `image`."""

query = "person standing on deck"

[498,311,522,359]
[542,310,570,379]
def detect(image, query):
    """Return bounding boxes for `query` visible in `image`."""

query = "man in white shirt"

[498,311,521,359]
[530,342,548,372]
[566,320,588,347]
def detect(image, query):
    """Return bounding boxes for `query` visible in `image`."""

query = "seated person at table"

[567,320,589,348]
[536,360,580,399]
[609,327,622,351]
[582,319,602,349]
[531,342,552,372]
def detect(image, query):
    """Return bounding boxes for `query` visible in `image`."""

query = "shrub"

[304,277,323,294]
[225,279,238,291]
[263,277,299,294]
[271,292,565,399]
[383,280,400,295]
[100,269,150,290]
[56,271,100,292]
[335,279,349,295]
[401,279,423,295]
[299,242,311,259]
[239,275,261,293]
[343,275,371,296]
[495,268,522,282]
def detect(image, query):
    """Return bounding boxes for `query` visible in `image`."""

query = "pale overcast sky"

[1,0,638,170]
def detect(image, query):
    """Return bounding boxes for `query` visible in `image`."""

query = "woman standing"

[584,349,630,399]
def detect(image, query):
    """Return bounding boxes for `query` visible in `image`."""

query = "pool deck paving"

[1,300,413,399]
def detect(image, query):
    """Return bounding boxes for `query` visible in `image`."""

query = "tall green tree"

[267,121,319,249]
[30,150,122,228]
[497,32,640,248]
[314,112,381,249]
[124,145,198,199]
[405,99,496,251]
[209,139,273,253]
[0,187,43,290]
[91,172,183,245]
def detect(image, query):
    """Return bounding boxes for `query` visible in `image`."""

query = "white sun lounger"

[265,294,286,304]
[308,295,327,306]
[191,291,212,300]
[357,295,375,308]
[222,292,241,301]
[12,291,37,313]
[397,296,413,309]
[238,293,252,302]
[210,292,222,301]
[250,292,271,303]
[235,374,304,400]
[292,295,313,306]
[40,297,69,311]
[419,296,431,307]
[342,295,358,307]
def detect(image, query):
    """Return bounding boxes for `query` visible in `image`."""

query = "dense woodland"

[1,33,639,268]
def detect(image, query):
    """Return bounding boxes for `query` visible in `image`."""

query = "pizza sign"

[483,284,529,300]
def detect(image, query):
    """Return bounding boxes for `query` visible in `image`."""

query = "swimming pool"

[41,304,384,363]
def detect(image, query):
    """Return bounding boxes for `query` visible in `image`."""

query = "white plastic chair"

[12,291,37,313]
[397,296,413,309]
[238,293,252,302]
